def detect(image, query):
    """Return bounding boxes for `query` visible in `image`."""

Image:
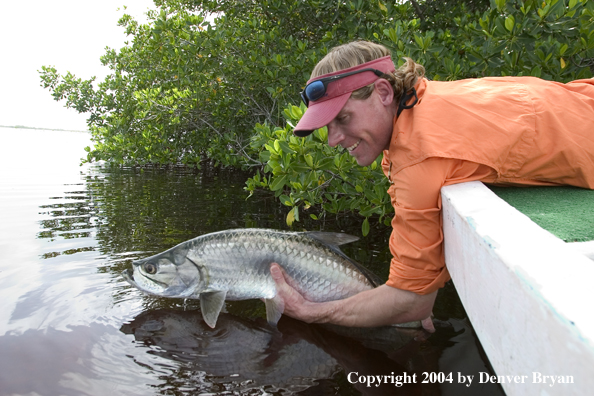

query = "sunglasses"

[300,68,387,107]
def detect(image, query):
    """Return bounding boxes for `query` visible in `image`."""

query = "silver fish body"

[123,228,386,328]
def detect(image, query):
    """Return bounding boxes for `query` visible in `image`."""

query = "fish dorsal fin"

[304,232,359,247]
[200,290,227,328]
[264,295,285,326]
[305,231,383,288]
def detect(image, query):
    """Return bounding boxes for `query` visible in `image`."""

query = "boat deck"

[441,181,594,395]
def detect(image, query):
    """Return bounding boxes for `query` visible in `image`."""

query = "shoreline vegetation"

[0,125,88,133]
[36,0,594,232]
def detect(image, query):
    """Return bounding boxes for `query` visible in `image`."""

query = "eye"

[143,262,158,275]
[337,114,349,124]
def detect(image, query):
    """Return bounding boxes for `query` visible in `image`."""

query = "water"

[0,127,504,395]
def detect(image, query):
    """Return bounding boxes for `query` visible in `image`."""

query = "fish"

[123,228,418,329]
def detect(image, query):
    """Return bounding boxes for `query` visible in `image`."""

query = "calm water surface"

[0,127,504,395]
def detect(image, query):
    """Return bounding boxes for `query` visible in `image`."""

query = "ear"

[374,79,395,107]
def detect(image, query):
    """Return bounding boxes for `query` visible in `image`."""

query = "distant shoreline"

[0,125,89,133]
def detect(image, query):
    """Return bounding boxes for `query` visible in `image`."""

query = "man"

[269,41,594,332]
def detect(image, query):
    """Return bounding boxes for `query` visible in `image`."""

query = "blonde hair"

[311,41,425,102]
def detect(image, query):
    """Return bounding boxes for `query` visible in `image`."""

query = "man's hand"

[269,262,437,331]
[269,262,315,322]
[421,315,435,333]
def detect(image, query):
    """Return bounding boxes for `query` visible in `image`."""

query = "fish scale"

[124,228,384,328]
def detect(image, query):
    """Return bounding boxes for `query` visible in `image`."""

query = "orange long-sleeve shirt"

[381,77,594,294]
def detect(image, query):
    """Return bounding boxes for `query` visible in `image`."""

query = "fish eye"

[143,262,158,275]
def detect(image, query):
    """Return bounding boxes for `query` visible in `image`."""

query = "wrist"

[301,300,340,324]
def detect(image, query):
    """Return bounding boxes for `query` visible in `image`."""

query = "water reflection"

[120,308,501,396]
[0,323,113,396]
[121,310,345,394]
[37,164,398,276]
[0,128,504,395]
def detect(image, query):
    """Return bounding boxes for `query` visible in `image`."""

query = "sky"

[1,0,156,131]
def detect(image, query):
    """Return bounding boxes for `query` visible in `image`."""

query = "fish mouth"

[122,268,136,285]
[122,268,165,295]
[122,268,191,298]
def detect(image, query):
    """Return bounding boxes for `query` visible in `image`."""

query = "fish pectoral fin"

[200,290,227,328]
[264,295,285,326]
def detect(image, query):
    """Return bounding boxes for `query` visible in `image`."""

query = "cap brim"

[293,93,351,137]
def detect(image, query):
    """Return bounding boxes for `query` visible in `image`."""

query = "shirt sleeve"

[385,157,496,294]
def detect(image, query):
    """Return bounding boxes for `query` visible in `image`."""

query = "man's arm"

[270,263,436,331]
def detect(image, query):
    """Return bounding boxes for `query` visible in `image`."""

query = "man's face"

[326,86,394,167]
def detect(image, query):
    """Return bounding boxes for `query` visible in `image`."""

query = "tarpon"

[123,228,415,328]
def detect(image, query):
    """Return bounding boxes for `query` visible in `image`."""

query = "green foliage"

[449,0,594,81]
[40,0,594,235]
[245,103,392,235]
[408,0,492,31]
[39,0,406,167]
[374,0,594,82]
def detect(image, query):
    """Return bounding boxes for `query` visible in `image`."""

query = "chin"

[352,146,381,167]
[356,158,374,167]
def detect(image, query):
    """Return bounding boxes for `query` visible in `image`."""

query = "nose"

[326,123,345,147]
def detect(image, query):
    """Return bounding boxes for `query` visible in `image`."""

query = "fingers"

[421,315,435,333]
[270,263,285,283]
[270,263,292,298]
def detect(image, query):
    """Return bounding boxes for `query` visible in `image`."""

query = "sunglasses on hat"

[300,68,387,107]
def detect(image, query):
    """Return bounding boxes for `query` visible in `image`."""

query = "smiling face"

[326,79,397,166]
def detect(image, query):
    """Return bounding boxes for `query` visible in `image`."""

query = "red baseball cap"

[294,55,396,137]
